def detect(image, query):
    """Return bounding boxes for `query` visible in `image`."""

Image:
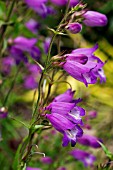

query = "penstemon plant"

[0,0,112,170]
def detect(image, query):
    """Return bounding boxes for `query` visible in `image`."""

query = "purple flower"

[46,113,83,147]
[40,156,52,164]
[1,57,15,75]
[50,0,66,6]
[77,134,101,148]
[61,44,106,86]
[0,107,8,119]
[46,102,76,115]
[25,0,50,17]
[53,89,75,102]
[88,111,97,119]
[12,36,40,61]
[65,22,82,34]
[23,75,38,89]
[25,19,40,34]
[70,149,96,167]
[10,47,28,64]
[43,37,51,54]
[13,36,37,51]
[26,167,41,170]
[46,89,85,146]
[57,167,67,170]
[50,0,79,6]
[27,63,42,76]
[83,11,108,27]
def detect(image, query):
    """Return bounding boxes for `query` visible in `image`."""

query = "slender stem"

[32,72,44,118]
[0,0,16,52]
[45,0,70,69]
[3,65,21,106]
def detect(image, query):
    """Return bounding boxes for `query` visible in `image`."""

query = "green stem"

[0,0,16,52]
[32,72,44,118]
[3,65,21,106]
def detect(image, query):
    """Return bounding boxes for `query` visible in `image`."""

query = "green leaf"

[98,141,113,160]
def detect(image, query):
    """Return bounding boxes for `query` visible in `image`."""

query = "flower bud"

[83,11,108,27]
[65,22,82,34]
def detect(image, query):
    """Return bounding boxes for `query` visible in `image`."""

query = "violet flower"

[25,19,40,34]
[26,167,41,170]
[10,47,28,64]
[40,156,52,164]
[83,11,108,27]
[61,44,106,86]
[50,0,79,6]
[70,149,96,167]
[77,134,101,148]
[46,113,83,147]
[43,37,51,54]
[25,0,50,17]
[46,89,84,147]
[23,63,41,90]
[12,36,40,61]
[65,22,82,34]
[57,167,67,170]
[88,111,97,119]
[53,88,75,103]
[1,57,15,75]
[23,75,38,89]
[0,107,8,119]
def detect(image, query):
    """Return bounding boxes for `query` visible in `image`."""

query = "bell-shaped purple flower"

[46,113,83,147]
[25,19,40,34]
[65,22,82,34]
[61,44,106,86]
[83,11,108,27]
[77,134,101,148]
[0,107,8,119]
[70,149,96,167]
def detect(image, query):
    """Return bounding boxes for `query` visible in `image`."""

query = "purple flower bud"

[65,22,82,34]
[77,134,101,148]
[0,107,8,119]
[25,19,40,34]
[40,156,52,164]
[70,149,96,167]
[88,111,97,119]
[83,11,108,27]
